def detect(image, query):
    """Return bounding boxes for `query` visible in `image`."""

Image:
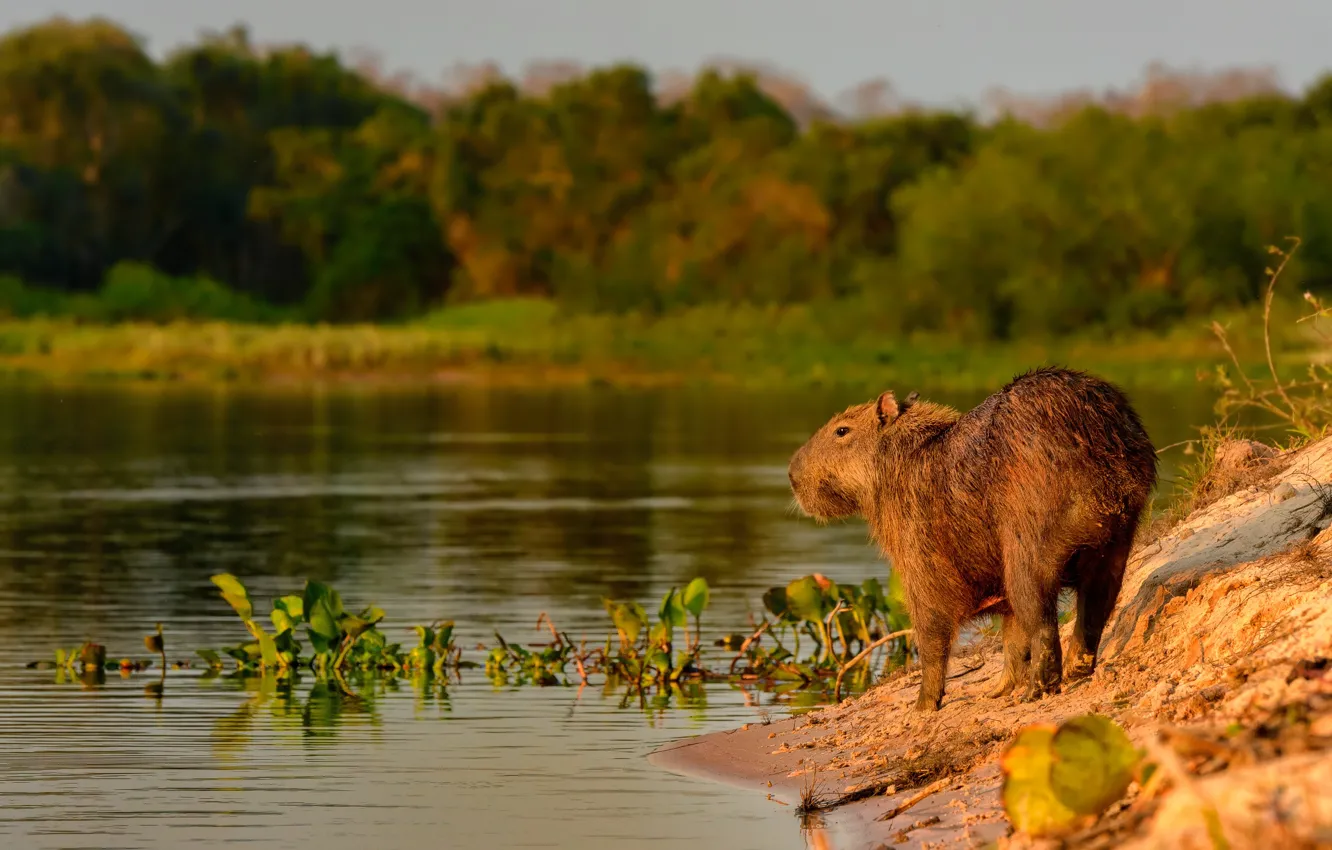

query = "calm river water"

[0,380,1214,849]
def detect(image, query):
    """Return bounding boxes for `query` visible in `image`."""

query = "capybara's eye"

[834,426,850,437]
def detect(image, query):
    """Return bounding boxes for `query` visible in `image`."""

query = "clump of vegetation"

[1209,238,1332,441]
[1144,238,1330,538]
[28,572,913,703]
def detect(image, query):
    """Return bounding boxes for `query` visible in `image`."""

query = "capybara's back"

[960,367,1157,551]
[788,366,1157,712]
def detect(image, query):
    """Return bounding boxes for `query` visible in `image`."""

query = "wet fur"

[788,367,1158,711]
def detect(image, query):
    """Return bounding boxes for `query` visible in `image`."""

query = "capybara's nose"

[787,449,804,489]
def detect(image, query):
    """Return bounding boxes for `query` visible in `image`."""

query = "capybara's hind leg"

[1005,547,1066,702]
[985,614,1030,698]
[1065,531,1131,681]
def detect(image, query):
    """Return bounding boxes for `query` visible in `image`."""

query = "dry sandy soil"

[651,436,1332,849]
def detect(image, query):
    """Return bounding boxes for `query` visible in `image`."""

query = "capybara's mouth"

[790,479,859,521]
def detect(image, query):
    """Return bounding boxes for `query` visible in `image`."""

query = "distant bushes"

[0,263,286,323]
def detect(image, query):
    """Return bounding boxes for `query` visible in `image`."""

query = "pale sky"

[4,0,1332,108]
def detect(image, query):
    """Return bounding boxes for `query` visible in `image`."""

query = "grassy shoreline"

[0,298,1321,393]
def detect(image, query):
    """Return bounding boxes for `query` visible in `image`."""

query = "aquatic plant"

[29,571,914,703]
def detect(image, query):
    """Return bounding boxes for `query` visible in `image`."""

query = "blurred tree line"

[2,17,1332,336]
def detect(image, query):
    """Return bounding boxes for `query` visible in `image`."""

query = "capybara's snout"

[786,446,805,491]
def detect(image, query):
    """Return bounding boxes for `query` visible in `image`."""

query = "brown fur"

[788,367,1158,712]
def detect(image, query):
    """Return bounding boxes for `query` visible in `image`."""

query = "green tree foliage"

[1,16,1330,330]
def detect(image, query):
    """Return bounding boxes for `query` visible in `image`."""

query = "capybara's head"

[788,390,918,521]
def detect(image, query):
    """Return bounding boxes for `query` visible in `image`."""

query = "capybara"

[787,367,1157,712]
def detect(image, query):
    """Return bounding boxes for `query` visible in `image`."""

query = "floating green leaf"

[303,580,343,623]
[275,594,304,621]
[658,589,687,628]
[341,615,375,640]
[1049,714,1142,816]
[762,586,789,619]
[257,631,279,668]
[605,600,647,645]
[271,607,295,634]
[210,573,253,621]
[195,648,223,668]
[307,596,340,643]
[649,619,673,649]
[785,575,830,623]
[682,577,710,617]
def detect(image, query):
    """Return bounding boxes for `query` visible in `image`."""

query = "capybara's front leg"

[912,611,955,712]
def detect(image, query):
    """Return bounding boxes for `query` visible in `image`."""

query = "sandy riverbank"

[653,437,1332,849]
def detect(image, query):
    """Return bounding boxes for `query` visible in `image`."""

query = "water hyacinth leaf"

[435,621,454,649]
[258,632,279,668]
[307,596,340,642]
[308,631,334,656]
[358,606,386,627]
[195,649,222,668]
[211,573,253,621]
[303,580,343,622]
[341,615,375,640]
[414,625,435,648]
[682,577,710,617]
[785,576,829,623]
[607,601,647,644]
[647,650,671,672]
[658,589,687,628]
[886,570,907,606]
[271,607,295,634]
[273,628,299,654]
[1049,715,1141,816]
[1001,724,1082,837]
[840,609,870,644]
[275,594,304,622]
[649,619,673,649]
[861,577,885,609]
[762,586,789,619]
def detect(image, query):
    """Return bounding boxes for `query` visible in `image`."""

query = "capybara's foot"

[913,691,942,713]
[1063,652,1095,682]
[1020,662,1062,702]
[1019,682,1058,703]
[984,672,1017,699]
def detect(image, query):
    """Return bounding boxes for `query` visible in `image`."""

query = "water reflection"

[0,381,1217,849]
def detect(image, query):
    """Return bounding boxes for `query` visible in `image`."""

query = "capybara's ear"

[875,391,898,427]
[903,392,920,411]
